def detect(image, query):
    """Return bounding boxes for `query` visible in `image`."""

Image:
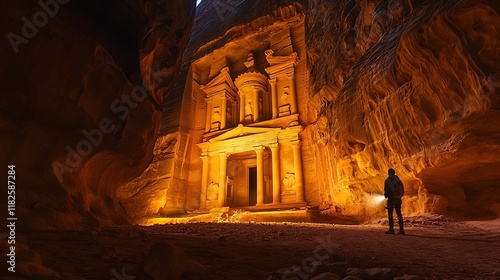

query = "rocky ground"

[0,217,500,280]
[3,215,500,280]
[141,216,500,280]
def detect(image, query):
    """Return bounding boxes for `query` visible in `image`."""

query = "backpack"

[392,179,405,199]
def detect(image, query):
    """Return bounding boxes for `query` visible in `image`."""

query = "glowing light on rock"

[367,193,386,210]
[372,194,386,204]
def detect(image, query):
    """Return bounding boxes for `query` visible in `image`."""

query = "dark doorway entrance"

[248,167,257,206]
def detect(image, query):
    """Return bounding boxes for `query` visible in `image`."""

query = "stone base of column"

[158,207,187,217]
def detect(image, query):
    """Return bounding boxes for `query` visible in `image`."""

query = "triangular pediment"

[265,50,299,66]
[200,67,236,94]
[208,124,281,143]
[264,51,299,79]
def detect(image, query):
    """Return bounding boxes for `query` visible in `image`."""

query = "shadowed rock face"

[0,0,195,230]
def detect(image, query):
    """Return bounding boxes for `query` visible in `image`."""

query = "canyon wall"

[118,0,311,222]
[306,0,500,218]
[0,0,195,230]
[1,0,498,229]
[128,0,499,222]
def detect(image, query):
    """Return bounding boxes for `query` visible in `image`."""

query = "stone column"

[253,87,259,122]
[205,99,212,132]
[287,74,298,114]
[218,152,228,207]
[254,146,265,205]
[239,91,245,123]
[221,96,227,129]
[291,140,305,202]
[200,154,210,209]
[270,143,281,204]
[270,78,278,119]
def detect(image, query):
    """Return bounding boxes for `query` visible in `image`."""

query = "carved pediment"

[265,50,299,66]
[265,51,299,79]
[208,124,281,143]
[200,67,237,98]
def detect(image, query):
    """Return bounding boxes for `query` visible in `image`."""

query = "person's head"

[388,168,396,176]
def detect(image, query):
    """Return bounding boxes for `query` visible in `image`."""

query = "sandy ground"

[6,216,500,280]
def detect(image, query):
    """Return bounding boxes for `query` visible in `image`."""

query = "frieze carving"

[201,133,300,154]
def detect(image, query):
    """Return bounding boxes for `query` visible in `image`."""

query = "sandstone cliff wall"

[121,0,499,222]
[119,0,311,222]
[5,0,497,228]
[0,0,195,229]
[306,0,500,218]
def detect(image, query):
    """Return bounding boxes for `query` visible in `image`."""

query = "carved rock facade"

[123,0,500,222]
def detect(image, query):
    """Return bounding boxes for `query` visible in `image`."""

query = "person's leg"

[395,201,404,234]
[386,200,395,234]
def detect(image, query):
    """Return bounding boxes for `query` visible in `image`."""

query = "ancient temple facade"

[197,51,305,209]
[183,9,318,212]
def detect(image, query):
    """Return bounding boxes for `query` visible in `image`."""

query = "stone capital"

[200,154,210,161]
[253,145,265,152]
[269,143,279,150]
[219,151,228,158]
[291,140,301,148]
[252,85,261,93]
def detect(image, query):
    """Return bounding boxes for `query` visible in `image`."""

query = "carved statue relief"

[245,99,253,115]
[211,106,221,122]
[279,91,291,116]
[207,182,219,201]
[282,172,295,189]
[281,91,289,103]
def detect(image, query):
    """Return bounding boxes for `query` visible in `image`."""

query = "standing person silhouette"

[384,168,405,235]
